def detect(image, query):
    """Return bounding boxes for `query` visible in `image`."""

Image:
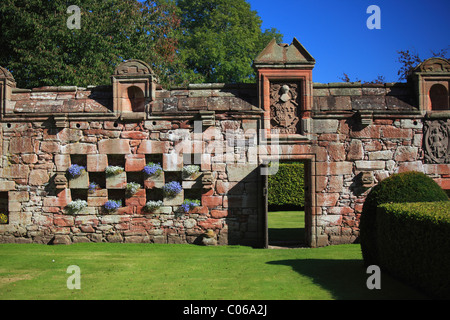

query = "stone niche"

[412,57,450,112]
[111,59,159,115]
[253,37,315,139]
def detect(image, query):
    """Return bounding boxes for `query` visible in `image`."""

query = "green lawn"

[0,243,429,300]
[268,211,305,244]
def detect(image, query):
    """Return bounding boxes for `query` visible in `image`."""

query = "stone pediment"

[414,57,450,73]
[254,37,315,68]
[113,59,156,78]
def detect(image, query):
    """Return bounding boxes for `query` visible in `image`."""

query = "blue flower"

[104,200,122,212]
[181,199,200,213]
[143,162,162,177]
[68,164,85,178]
[162,181,182,197]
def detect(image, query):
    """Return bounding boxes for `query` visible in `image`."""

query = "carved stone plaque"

[424,120,450,163]
[270,83,301,134]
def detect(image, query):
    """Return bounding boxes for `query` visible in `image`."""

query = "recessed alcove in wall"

[108,189,126,205]
[107,155,125,167]
[429,83,449,110]
[71,189,88,201]
[71,154,87,167]
[0,192,8,224]
[146,188,163,201]
[89,172,106,189]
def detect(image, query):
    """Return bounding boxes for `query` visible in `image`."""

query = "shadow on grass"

[266,259,430,300]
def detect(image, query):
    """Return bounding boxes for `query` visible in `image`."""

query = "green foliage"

[0,213,8,224]
[0,0,181,88]
[268,162,305,209]
[376,202,450,299]
[360,171,449,266]
[175,0,283,84]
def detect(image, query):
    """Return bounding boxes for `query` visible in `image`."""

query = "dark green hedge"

[360,171,448,266]
[376,202,450,299]
[268,162,304,209]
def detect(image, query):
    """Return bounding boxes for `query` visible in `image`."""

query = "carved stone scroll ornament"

[270,83,300,134]
[424,120,450,164]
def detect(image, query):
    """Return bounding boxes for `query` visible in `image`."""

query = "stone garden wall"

[0,43,448,247]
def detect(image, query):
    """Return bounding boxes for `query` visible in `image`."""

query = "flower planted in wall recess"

[182,165,200,178]
[144,200,163,212]
[0,213,8,224]
[67,164,85,179]
[88,182,99,193]
[103,200,122,213]
[143,162,162,177]
[162,181,182,198]
[126,182,141,197]
[181,199,200,213]
[66,199,88,214]
[105,165,124,176]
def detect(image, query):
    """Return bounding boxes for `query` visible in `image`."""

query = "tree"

[0,0,181,89]
[175,0,283,84]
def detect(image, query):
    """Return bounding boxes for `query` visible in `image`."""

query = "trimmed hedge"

[268,162,305,209]
[360,171,448,266]
[377,202,450,299]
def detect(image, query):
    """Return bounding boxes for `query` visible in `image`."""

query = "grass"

[268,210,305,244]
[0,243,429,300]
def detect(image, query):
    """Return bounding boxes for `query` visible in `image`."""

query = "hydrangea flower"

[162,181,182,197]
[104,200,122,212]
[181,199,200,213]
[105,165,124,176]
[126,182,141,197]
[66,199,88,213]
[143,162,162,177]
[182,165,200,178]
[67,164,85,178]
[144,200,163,212]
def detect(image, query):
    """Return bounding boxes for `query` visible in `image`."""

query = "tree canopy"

[176,0,283,84]
[0,0,282,88]
[0,0,181,88]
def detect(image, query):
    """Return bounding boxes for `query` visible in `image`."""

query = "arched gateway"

[0,40,449,247]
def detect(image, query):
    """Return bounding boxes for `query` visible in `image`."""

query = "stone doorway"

[262,156,316,248]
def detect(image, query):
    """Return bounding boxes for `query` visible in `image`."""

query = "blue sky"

[247,0,450,83]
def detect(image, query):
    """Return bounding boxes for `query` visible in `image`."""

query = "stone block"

[98,139,131,154]
[55,154,71,172]
[312,119,339,134]
[368,150,393,160]
[355,161,385,170]
[316,162,353,176]
[68,170,89,189]
[163,152,183,171]
[29,169,50,186]
[62,143,97,154]
[226,163,258,181]
[393,146,418,162]
[317,193,340,207]
[201,195,223,209]
[346,140,364,161]
[125,154,146,172]
[0,181,15,191]
[137,140,170,154]
[106,171,127,189]
[9,137,35,154]
[163,190,184,206]
[86,154,107,172]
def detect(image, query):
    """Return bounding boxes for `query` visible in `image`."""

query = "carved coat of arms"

[270,83,300,134]
[424,120,450,163]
